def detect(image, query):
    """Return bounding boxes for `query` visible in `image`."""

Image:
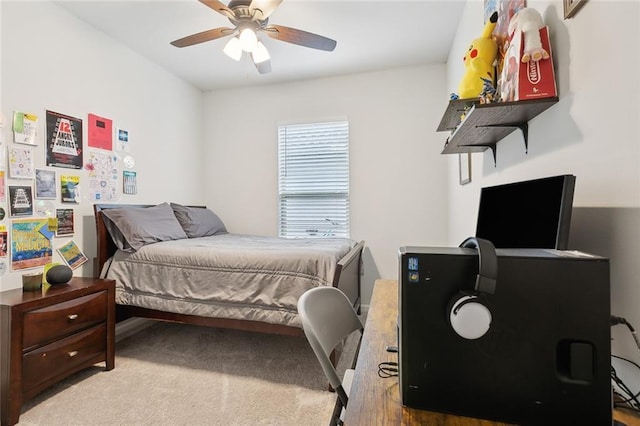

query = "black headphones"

[448,237,497,340]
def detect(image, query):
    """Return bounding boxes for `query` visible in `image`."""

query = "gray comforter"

[101,234,357,328]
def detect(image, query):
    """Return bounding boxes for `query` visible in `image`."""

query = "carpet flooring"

[18,321,356,425]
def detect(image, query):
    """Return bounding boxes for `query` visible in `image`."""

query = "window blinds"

[278,121,349,238]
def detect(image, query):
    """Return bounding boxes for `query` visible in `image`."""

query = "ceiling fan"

[170,0,337,74]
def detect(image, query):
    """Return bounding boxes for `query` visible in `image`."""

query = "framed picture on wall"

[564,0,588,19]
[459,153,471,185]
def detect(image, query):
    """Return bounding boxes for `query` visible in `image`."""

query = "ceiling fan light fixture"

[239,27,258,52]
[252,41,270,64]
[223,36,242,61]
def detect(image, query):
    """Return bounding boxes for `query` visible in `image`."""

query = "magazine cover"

[45,110,83,169]
[60,175,80,204]
[55,208,75,236]
[11,218,54,270]
[57,240,88,269]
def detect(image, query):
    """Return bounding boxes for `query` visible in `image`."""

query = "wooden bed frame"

[93,204,364,337]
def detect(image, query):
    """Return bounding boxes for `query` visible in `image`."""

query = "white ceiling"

[55,0,466,91]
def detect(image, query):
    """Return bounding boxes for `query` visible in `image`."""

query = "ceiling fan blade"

[198,0,236,19]
[263,25,336,51]
[253,58,272,74]
[249,0,283,21]
[171,27,235,48]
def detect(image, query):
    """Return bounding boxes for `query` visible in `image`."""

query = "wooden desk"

[343,279,640,426]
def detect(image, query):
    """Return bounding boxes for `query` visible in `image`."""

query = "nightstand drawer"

[22,325,106,392]
[23,291,107,349]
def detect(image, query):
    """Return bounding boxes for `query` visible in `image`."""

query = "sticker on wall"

[0,261,6,276]
[35,200,55,217]
[0,207,5,221]
[116,128,130,152]
[123,155,135,169]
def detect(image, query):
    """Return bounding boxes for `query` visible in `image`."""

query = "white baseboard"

[115,317,155,342]
[360,304,370,316]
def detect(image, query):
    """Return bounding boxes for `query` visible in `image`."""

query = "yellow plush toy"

[457,11,499,100]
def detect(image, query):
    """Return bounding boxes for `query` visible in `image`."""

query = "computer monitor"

[475,174,576,250]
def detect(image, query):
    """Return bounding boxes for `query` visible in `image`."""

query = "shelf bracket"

[460,144,498,166]
[476,122,530,156]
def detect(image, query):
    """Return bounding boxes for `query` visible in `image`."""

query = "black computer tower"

[398,246,611,425]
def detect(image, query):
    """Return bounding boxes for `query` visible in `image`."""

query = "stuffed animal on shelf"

[508,7,549,63]
[456,11,499,100]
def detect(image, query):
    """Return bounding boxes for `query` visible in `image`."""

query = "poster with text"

[35,169,57,199]
[45,110,83,169]
[88,113,113,150]
[86,151,119,202]
[55,208,75,236]
[12,111,38,145]
[11,218,54,271]
[8,185,33,217]
[57,240,88,269]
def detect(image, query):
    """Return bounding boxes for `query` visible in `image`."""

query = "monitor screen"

[475,175,576,250]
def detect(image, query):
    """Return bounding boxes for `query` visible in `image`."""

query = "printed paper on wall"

[11,218,54,271]
[88,113,113,150]
[12,112,38,145]
[46,110,83,169]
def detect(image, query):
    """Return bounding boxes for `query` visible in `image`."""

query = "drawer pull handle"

[68,351,78,358]
[68,314,79,320]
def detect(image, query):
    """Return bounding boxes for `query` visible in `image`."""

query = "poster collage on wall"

[0,108,138,279]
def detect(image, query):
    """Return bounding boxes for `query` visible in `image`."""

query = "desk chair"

[298,286,364,426]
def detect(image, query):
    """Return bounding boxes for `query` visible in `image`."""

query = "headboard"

[93,204,151,277]
[93,203,209,277]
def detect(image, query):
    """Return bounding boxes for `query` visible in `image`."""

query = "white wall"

[447,0,640,390]
[203,66,450,304]
[0,1,204,291]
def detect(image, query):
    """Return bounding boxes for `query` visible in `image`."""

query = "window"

[278,120,349,238]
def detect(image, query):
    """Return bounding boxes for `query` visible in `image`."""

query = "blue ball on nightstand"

[46,265,73,286]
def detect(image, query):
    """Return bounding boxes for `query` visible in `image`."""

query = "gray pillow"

[102,203,187,252]
[170,203,228,238]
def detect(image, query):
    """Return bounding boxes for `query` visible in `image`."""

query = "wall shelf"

[437,96,559,164]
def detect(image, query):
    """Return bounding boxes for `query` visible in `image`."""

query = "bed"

[93,203,364,337]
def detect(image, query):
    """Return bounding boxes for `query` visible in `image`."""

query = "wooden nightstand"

[0,277,115,426]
